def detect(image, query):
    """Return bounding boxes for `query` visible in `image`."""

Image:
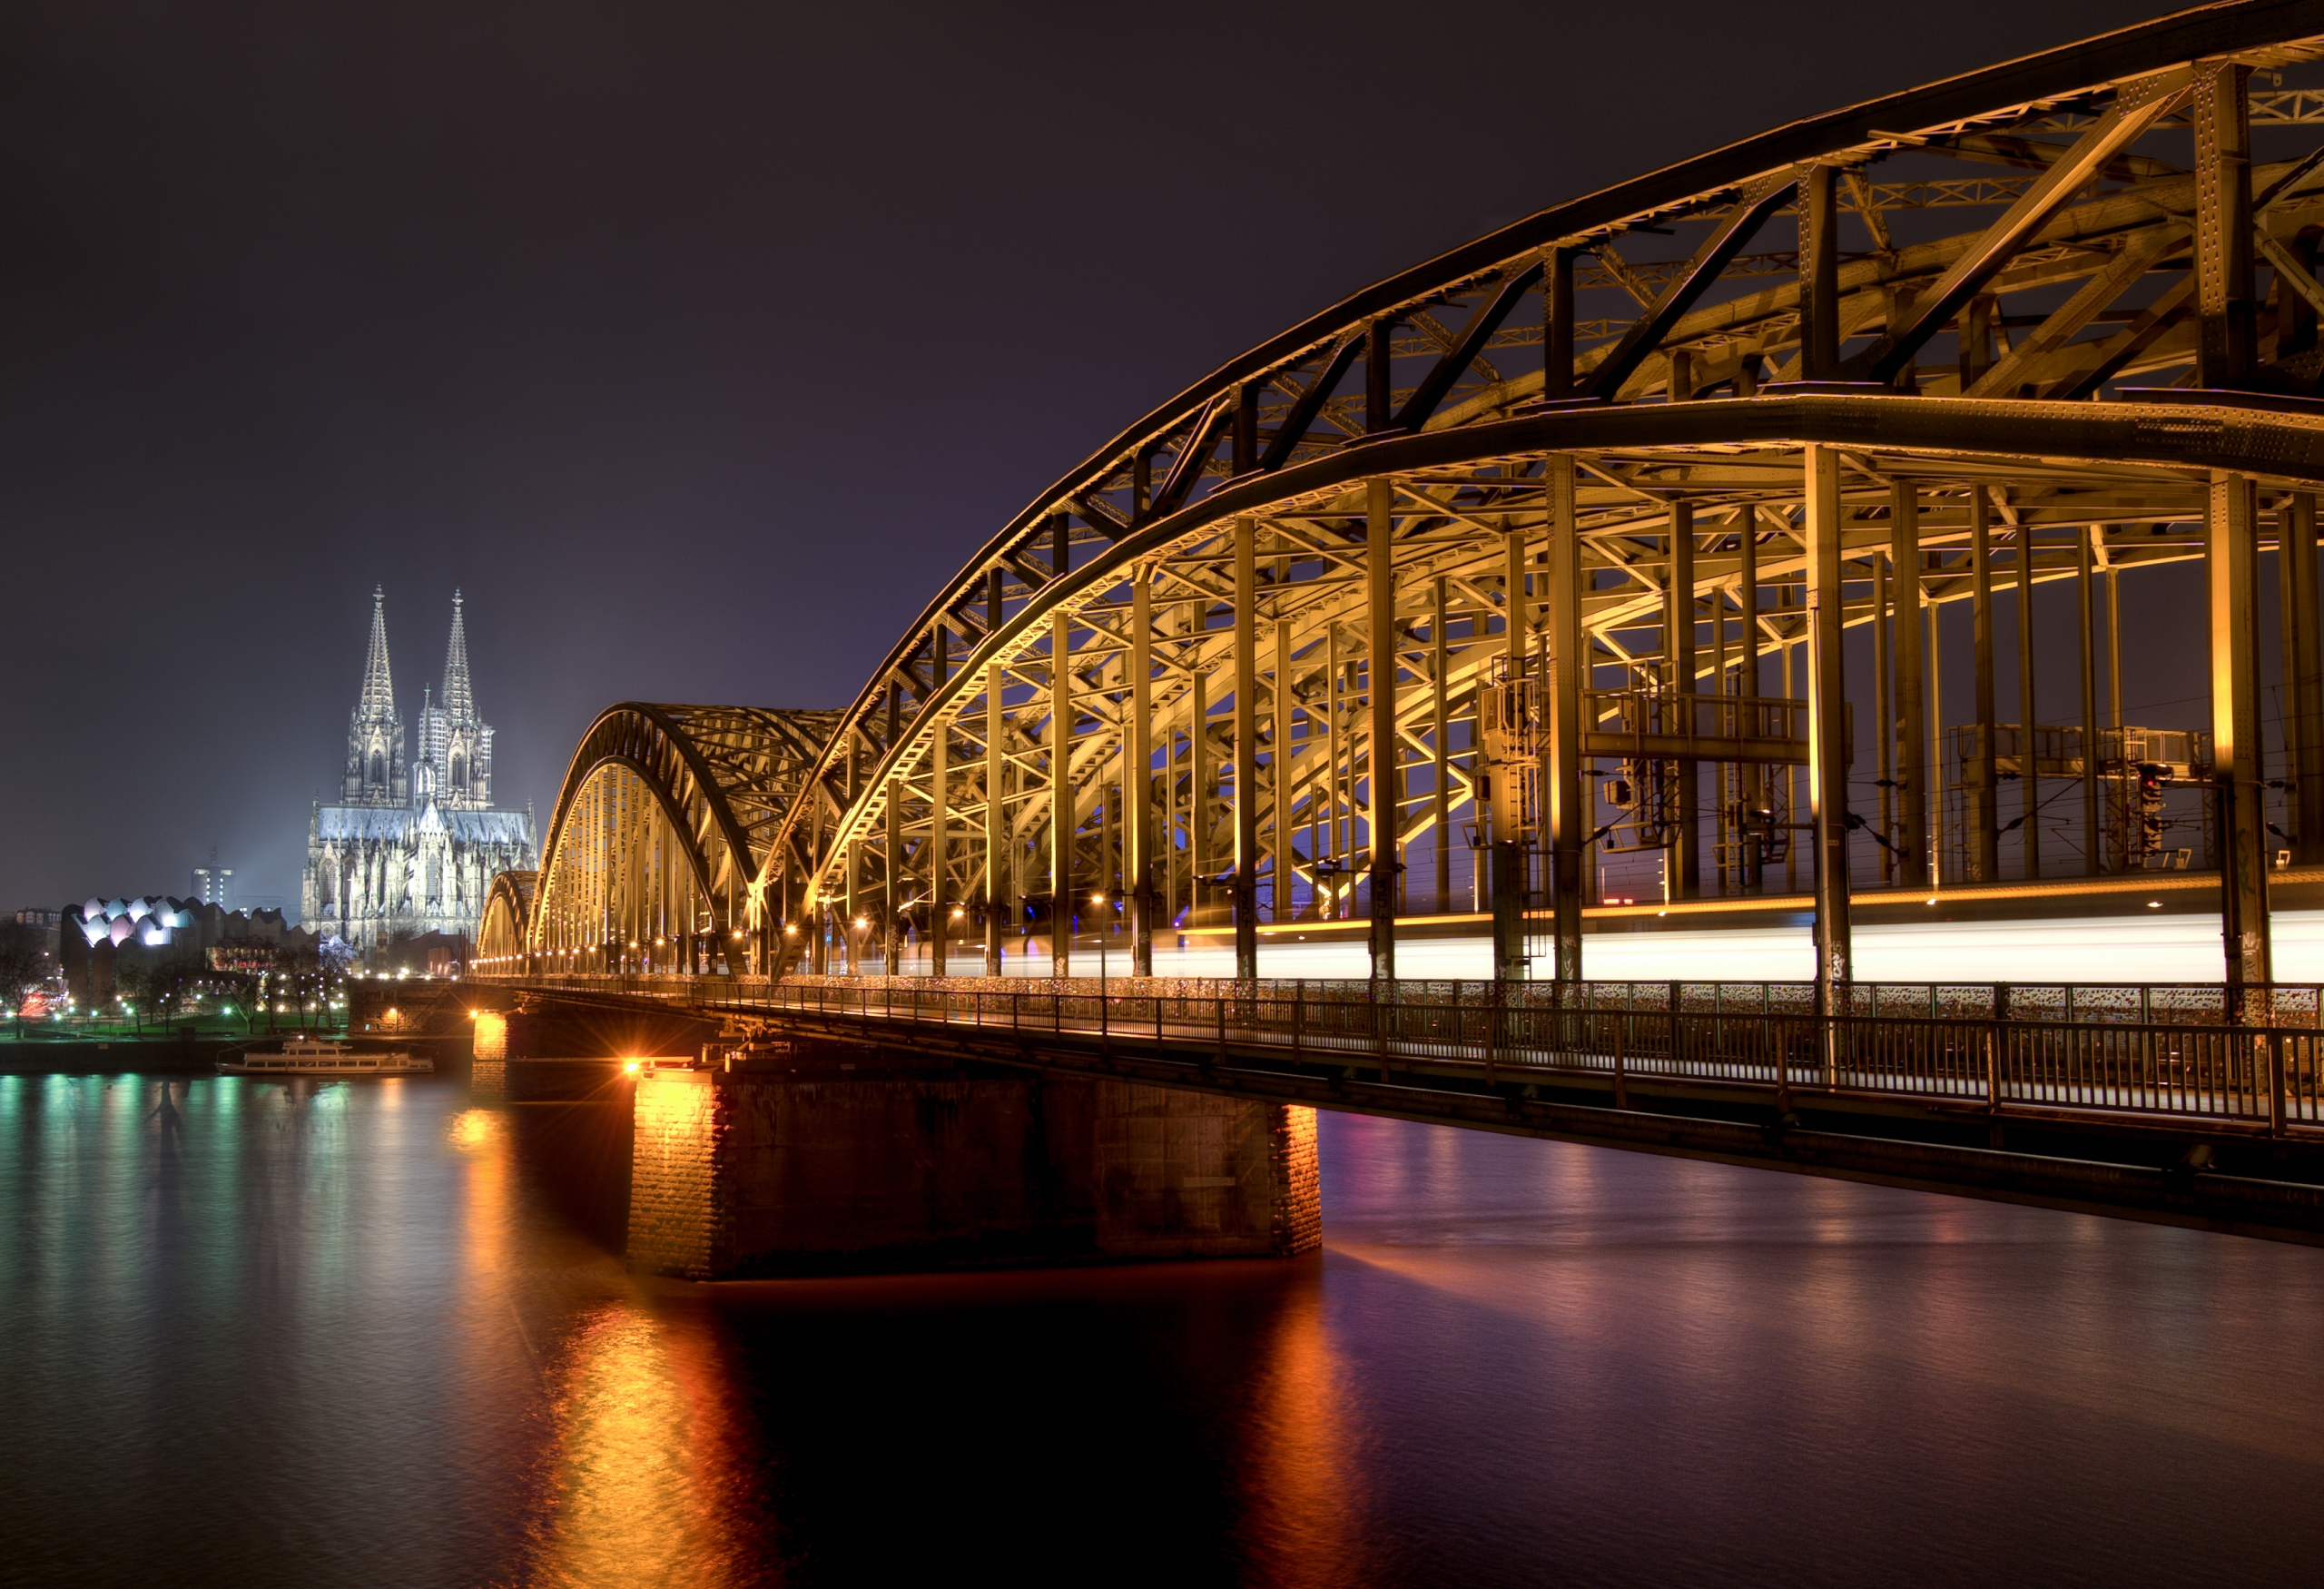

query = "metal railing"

[480,971,2324,1137]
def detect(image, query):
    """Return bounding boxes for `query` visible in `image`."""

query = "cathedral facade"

[302,589,537,956]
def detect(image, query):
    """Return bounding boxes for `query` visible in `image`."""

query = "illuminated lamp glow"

[623,1061,641,1073]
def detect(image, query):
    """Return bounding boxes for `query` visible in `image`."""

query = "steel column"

[2017,525,2040,876]
[2193,60,2257,390]
[1543,247,1575,400]
[1739,503,1764,890]
[985,661,1005,974]
[2211,470,2271,993]
[1273,607,1293,937]
[1669,498,1699,897]
[1806,445,1852,993]
[1433,575,1452,914]
[930,715,949,976]
[2079,528,2102,876]
[2284,493,2324,864]
[883,773,901,976]
[1365,479,1399,980]
[1798,163,1839,380]
[1547,454,1584,982]
[1129,575,1155,975]
[1972,487,2000,883]
[1235,518,1261,979]
[1050,608,1072,978]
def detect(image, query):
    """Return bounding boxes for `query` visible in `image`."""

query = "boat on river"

[218,1038,433,1077]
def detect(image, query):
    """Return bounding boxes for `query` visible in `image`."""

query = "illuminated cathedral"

[301,588,537,954]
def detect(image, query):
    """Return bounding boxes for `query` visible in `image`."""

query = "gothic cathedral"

[302,588,537,954]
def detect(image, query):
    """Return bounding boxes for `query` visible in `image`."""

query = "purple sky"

[0,0,2161,911]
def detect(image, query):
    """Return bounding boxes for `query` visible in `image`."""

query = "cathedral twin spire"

[345,589,491,811]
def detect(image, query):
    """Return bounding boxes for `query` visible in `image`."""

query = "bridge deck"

[475,972,2324,1244]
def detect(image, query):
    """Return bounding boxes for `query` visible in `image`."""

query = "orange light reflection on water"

[521,1301,751,1588]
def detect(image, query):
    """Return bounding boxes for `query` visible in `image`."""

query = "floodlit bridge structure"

[474,5,2324,1243]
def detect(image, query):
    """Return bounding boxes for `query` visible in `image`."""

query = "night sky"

[0,0,2163,913]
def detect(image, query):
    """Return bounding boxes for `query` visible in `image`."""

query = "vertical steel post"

[843,729,862,972]
[2079,528,2102,876]
[2193,60,2258,390]
[1273,607,1294,933]
[2285,493,2324,864]
[1368,479,1399,980]
[1875,549,1892,883]
[1798,163,1839,380]
[1051,608,1073,978]
[1807,445,1852,997]
[1739,503,1763,890]
[1669,499,1699,897]
[1492,527,1528,976]
[1366,320,1393,433]
[1971,487,2000,882]
[883,773,902,976]
[2017,525,2040,876]
[1547,454,1584,981]
[1544,247,1575,400]
[1433,575,1452,915]
[1129,574,1154,975]
[2211,470,2272,994]
[985,661,1006,974]
[1235,518,1261,979]
[2106,562,2122,728]
[930,630,950,976]
[1191,664,1211,923]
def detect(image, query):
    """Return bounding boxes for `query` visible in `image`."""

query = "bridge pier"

[627,1050,1320,1280]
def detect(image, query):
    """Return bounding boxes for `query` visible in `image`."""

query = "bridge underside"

[483,977,2324,1245]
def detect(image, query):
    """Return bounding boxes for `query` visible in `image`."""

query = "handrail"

[482,971,2322,1138]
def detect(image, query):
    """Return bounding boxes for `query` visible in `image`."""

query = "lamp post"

[1088,886,1131,990]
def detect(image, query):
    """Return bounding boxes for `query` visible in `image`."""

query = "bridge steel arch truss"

[507,704,841,976]
[738,2,2324,1003]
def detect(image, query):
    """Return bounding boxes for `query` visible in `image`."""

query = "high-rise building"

[192,848,232,909]
[301,589,536,953]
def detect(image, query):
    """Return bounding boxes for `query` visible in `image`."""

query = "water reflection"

[5,1077,2324,1586]
[525,1301,751,1588]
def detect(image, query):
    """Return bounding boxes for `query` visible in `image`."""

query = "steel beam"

[2210,471,2271,994]
[2193,60,2258,390]
[1547,454,1583,981]
[2287,493,2324,865]
[1669,498,1699,897]
[1798,163,1839,380]
[1129,577,1155,975]
[1584,173,1797,402]
[1235,518,1261,979]
[2017,525,2039,877]
[1971,488,1999,883]
[1051,609,1072,978]
[2079,528,2101,878]
[985,662,1005,975]
[1368,479,1398,981]
[1853,69,2191,383]
[1543,246,1575,401]
[1807,445,1851,996]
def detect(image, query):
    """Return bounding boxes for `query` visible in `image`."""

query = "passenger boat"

[217,1038,433,1077]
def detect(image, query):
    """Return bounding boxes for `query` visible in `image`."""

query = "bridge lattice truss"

[485,3,2324,991]
[482,704,841,969]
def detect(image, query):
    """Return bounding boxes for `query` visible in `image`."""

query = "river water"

[3,1071,2320,1587]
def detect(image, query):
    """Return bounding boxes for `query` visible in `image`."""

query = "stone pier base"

[627,1059,1320,1279]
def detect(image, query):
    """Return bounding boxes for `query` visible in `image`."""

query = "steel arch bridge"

[485,703,842,975]
[487,1,2324,1002]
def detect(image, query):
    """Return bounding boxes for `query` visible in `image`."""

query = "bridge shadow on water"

[473,1090,2324,1589]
